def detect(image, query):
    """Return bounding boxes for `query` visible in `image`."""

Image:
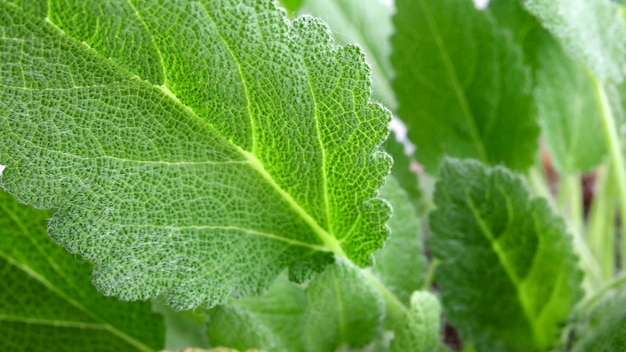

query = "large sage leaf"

[0,0,390,309]
[391,0,538,173]
[0,190,165,351]
[430,159,583,351]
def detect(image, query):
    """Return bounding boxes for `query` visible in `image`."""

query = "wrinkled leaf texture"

[0,0,391,309]
[430,159,583,352]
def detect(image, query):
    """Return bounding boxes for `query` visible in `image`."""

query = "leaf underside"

[0,0,391,309]
[430,159,583,352]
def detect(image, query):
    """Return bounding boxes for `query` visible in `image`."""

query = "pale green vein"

[199,2,258,153]
[118,223,330,251]
[303,60,332,234]
[126,0,166,85]
[463,189,539,346]
[417,0,488,162]
[0,316,106,330]
[241,149,346,257]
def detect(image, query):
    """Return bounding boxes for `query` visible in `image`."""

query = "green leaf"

[523,0,626,81]
[373,176,426,305]
[0,189,165,351]
[389,291,441,352]
[429,159,583,351]
[489,0,607,173]
[207,276,306,352]
[303,259,385,352]
[391,0,538,173]
[572,289,626,352]
[299,0,395,108]
[0,0,390,309]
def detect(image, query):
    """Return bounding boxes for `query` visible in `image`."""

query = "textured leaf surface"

[299,0,395,107]
[207,276,305,352]
[0,190,164,351]
[389,291,441,352]
[391,0,538,173]
[523,0,626,81]
[303,259,384,352]
[0,0,390,309]
[489,0,607,173]
[572,289,626,352]
[430,159,583,351]
[373,176,426,305]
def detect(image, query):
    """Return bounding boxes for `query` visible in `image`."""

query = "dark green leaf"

[572,289,626,352]
[430,159,583,351]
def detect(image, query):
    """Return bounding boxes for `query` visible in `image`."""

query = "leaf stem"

[558,174,602,293]
[586,164,616,281]
[362,269,408,327]
[592,76,626,271]
[576,271,626,316]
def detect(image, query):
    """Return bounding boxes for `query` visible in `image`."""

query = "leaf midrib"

[462,186,540,346]
[39,4,346,258]
[417,0,488,162]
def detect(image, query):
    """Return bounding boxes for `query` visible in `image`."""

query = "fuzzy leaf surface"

[389,291,441,352]
[523,0,626,81]
[391,0,538,173]
[0,0,390,309]
[0,190,165,351]
[430,159,583,351]
[299,0,395,107]
[572,289,626,352]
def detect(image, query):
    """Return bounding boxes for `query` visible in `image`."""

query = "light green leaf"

[389,291,441,352]
[391,0,539,173]
[299,0,395,108]
[429,159,583,351]
[489,0,607,173]
[523,0,626,81]
[207,276,305,352]
[0,0,390,309]
[0,189,165,351]
[303,259,385,352]
[373,176,426,305]
[572,289,626,352]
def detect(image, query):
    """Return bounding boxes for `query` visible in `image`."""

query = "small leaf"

[303,259,385,352]
[0,190,165,351]
[373,176,427,305]
[572,289,626,352]
[391,0,538,173]
[207,276,306,352]
[430,159,583,351]
[389,291,442,352]
[523,0,626,81]
[0,0,390,309]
